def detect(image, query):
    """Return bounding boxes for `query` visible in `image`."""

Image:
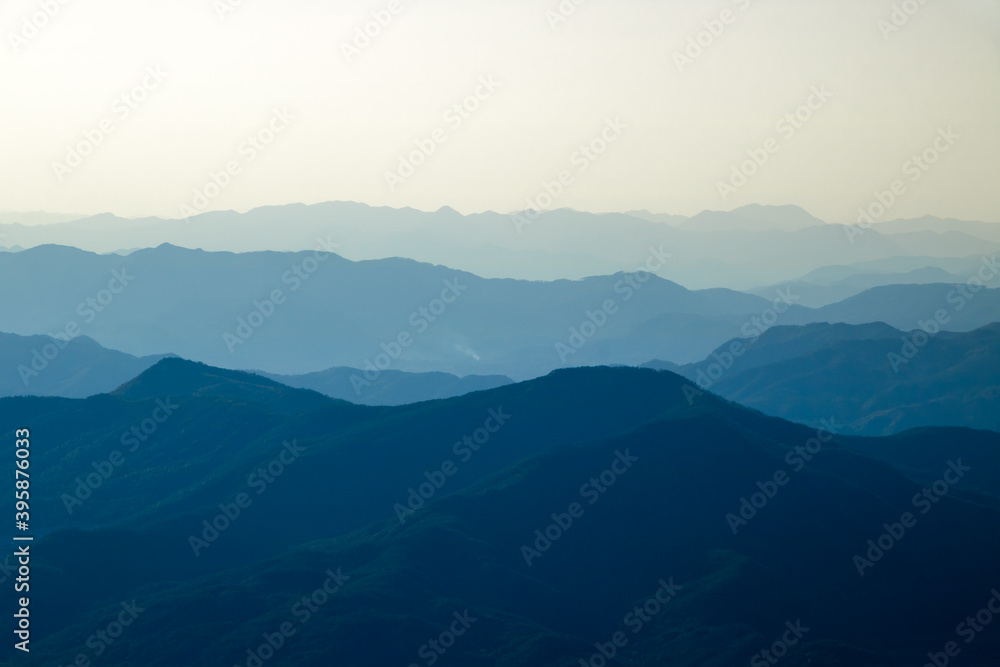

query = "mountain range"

[650,322,1000,436]
[1,202,997,289]
[4,359,1000,665]
[0,331,170,398]
[6,315,998,437]
[2,244,998,380]
[0,330,512,405]
[3,204,997,665]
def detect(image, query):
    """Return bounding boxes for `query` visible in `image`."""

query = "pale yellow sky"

[1,0,998,222]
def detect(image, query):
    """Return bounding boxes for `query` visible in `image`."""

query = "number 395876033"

[15,429,30,530]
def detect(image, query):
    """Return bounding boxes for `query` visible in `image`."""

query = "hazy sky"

[1,0,997,223]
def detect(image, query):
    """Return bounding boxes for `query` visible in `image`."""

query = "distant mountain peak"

[732,203,820,218]
[686,204,826,232]
[112,357,333,413]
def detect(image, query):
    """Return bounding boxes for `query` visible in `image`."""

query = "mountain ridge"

[2,202,997,288]
[6,361,1000,665]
